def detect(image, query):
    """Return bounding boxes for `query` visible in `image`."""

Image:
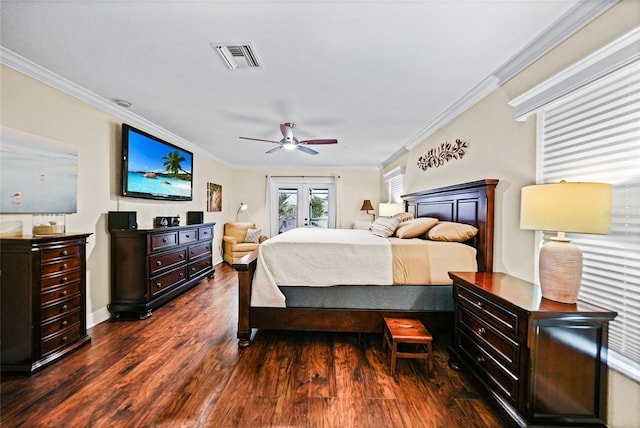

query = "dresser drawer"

[41,244,81,262]
[150,231,178,252]
[40,258,81,277]
[458,304,521,372]
[41,270,81,291]
[458,329,519,406]
[149,248,187,275]
[457,285,520,338]
[41,295,82,322]
[41,311,81,338]
[188,241,212,260]
[189,257,212,277]
[41,282,81,306]
[198,226,213,241]
[179,229,198,244]
[41,323,82,357]
[149,266,188,297]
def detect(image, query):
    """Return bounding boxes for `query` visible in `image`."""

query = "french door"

[270,179,336,235]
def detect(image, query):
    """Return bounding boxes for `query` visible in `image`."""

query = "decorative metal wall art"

[417,138,469,171]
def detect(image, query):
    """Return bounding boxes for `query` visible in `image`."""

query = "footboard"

[231,250,258,348]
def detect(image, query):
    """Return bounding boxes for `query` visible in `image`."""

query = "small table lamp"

[520,181,612,303]
[379,203,403,217]
[360,199,375,221]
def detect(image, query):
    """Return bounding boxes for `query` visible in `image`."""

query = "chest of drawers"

[0,234,92,374]
[108,223,215,319]
[449,272,616,427]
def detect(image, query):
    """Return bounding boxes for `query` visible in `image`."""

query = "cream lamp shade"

[378,203,403,217]
[520,181,612,303]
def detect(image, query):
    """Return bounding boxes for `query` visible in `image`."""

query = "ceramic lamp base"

[539,238,583,304]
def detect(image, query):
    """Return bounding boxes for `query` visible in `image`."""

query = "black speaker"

[187,211,204,225]
[108,211,137,230]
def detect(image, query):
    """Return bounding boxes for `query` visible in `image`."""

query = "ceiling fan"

[239,123,338,155]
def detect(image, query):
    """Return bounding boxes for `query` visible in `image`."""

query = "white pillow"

[426,222,478,242]
[245,228,262,243]
[394,217,438,239]
[370,217,400,237]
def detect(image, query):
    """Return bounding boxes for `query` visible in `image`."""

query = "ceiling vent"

[212,43,261,69]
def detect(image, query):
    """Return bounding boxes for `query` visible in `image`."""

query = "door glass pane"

[277,188,298,234]
[309,188,329,229]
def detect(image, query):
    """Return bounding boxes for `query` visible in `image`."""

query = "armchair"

[222,222,267,264]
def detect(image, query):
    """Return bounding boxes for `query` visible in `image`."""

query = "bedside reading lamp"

[360,199,375,221]
[520,181,612,304]
[236,202,248,221]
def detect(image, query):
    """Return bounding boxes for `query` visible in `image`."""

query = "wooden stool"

[383,317,433,375]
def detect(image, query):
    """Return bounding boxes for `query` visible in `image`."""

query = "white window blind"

[384,166,405,204]
[540,59,640,374]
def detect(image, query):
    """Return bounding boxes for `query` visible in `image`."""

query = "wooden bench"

[383,317,433,375]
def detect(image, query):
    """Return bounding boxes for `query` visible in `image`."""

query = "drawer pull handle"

[475,355,485,365]
[476,301,484,309]
[190,251,195,255]
[60,276,68,283]
[60,263,68,270]
[60,290,68,297]
[156,261,162,266]
[191,267,196,272]
[180,273,185,277]
[61,250,68,256]
[62,336,68,343]
[62,320,68,327]
[185,234,190,238]
[179,254,184,259]
[477,327,486,337]
[61,304,68,311]
[156,283,162,289]
[162,238,167,243]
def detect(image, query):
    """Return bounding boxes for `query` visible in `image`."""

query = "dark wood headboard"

[402,179,498,272]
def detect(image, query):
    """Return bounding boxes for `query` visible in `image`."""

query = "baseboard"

[87,306,111,329]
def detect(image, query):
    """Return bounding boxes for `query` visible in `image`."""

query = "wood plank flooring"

[1,263,511,427]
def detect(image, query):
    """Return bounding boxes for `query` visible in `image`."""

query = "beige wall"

[383,2,640,427]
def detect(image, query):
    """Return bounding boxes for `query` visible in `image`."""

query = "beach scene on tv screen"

[127,131,192,197]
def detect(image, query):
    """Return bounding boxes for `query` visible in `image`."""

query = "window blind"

[388,175,404,204]
[540,59,640,374]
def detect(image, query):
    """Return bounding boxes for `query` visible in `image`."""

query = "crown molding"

[0,46,231,167]
[385,0,619,162]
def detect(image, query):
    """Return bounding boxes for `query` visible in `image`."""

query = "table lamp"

[520,181,612,303]
[360,199,375,221]
[379,203,403,217]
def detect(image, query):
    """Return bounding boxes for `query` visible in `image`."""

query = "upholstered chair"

[222,222,267,264]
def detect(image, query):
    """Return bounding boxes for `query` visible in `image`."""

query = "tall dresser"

[449,271,616,428]
[0,233,92,374]
[108,222,215,319]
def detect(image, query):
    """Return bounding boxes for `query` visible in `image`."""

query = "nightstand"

[448,271,616,428]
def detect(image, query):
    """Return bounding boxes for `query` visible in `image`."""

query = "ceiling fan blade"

[297,145,319,155]
[239,136,281,144]
[280,123,294,141]
[266,145,284,154]
[300,139,338,145]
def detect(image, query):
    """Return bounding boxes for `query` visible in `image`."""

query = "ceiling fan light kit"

[240,123,338,156]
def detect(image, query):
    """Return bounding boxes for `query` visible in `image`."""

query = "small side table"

[383,317,433,375]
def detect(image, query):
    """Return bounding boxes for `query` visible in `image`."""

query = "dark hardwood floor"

[1,263,510,427]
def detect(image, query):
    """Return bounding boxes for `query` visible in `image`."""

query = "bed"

[232,179,498,348]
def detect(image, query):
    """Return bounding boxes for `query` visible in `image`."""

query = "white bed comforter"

[251,228,393,307]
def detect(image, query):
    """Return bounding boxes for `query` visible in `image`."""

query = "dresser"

[0,233,92,374]
[108,222,215,319]
[449,272,616,428]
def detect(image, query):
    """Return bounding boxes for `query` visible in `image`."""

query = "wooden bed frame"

[232,179,498,348]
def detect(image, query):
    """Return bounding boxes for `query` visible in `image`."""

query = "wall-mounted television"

[122,124,193,201]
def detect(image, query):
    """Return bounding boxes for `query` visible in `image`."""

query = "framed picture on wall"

[207,182,222,212]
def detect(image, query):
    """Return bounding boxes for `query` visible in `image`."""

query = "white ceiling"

[0,1,612,169]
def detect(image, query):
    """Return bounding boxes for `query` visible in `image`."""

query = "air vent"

[212,43,261,69]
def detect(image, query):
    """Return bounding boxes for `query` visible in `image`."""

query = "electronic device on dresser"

[448,271,616,428]
[108,222,215,319]
[187,211,204,225]
[108,211,137,230]
[0,233,92,374]
[154,216,180,228]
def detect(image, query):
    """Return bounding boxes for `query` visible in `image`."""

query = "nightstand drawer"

[458,304,521,372]
[458,329,519,406]
[457,285,520,338]
[41,245,81,262]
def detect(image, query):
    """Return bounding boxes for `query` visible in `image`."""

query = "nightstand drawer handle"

[156,283,162,289]
[60,276,68,283]
[62,336,68,343]
[60,290,68,297]
[61,250,68,256]
[61,304,68,311]
[62,320,68,327]
[475,355,485,365]
[477,327,486,337]
[60,263,68,270]
[156,261,162,266]
[476,301,484,309]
